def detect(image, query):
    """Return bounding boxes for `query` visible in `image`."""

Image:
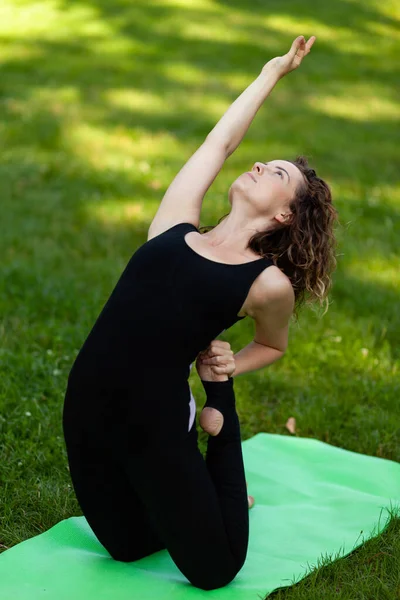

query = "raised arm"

[148,139,228,238]
[148,35,315,239]
[148,65,278,239]
[208,35,316,157]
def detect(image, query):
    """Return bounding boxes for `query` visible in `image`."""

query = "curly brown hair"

[199,155,340,321]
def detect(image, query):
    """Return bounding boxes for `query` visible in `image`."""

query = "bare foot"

[199,407,224,436]
[246,481,255,509]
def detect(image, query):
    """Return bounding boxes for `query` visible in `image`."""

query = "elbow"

[254,339,287,355]
[278,343,288,355]
[275,348,286,359]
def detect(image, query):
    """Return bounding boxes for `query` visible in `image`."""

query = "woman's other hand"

[262,35,316,80]
[195,340,236,382]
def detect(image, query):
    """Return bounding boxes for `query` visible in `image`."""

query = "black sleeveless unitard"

[62,222,275,590]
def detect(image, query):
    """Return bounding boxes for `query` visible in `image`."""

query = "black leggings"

[63,377,249,591]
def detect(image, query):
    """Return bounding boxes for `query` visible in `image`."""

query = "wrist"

[260,64,284,83]
[201,377,234,387]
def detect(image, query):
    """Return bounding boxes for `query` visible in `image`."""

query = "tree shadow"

[1,0,398,464]
[210,0,399,30]
[1,35,398,184]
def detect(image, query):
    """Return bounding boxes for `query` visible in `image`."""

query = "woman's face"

[229,159,305,222]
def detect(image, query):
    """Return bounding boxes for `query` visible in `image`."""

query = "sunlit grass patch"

[1,0,399,596]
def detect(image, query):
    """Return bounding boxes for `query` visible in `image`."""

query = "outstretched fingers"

[305,35,317,53]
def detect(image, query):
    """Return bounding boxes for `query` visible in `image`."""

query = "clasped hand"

[196,340,236,383]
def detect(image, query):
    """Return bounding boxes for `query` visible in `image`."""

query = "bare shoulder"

[247,265,295,318]
[147,219,197,241]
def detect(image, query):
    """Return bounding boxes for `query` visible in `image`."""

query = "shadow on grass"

[1,0,399,531]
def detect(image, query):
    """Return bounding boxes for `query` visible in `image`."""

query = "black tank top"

[67,222,275,388]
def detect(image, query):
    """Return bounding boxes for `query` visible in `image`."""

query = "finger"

[202,351,233,363]
[206,347,232,359]
[295,38,306,55]
[211,365,235,376]
[210,340,231,351]
[210,362,231,371]
[210,365,228,373]
[201,355,221,364]
[206,357,233,368]
[306,35,316,50]
[304,37,316,56]
[202,348,218,359]
[210,350,233,360]
[289,35,302,56]
[203,344,224,355]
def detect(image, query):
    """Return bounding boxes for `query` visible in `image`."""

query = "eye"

[276,171,283,178]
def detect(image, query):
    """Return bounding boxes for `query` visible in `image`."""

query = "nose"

[251,162,265,177]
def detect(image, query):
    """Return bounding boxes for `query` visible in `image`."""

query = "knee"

[109,538,166,563]
[110,550,137,563]
[190,568,237,591]
[109,546,146,563]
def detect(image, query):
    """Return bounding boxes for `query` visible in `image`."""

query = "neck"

[202,214,275,256]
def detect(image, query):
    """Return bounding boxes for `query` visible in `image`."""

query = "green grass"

[1,0,399,596]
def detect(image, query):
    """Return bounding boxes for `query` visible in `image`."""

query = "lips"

[247,172,256,182]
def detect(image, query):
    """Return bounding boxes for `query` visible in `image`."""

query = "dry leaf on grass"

[149,180,162,189]
[285,416,296,434]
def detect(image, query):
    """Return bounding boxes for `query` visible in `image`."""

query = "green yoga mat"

[1,433,399,599]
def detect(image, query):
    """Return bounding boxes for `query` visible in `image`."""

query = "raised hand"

[262,35,317,80]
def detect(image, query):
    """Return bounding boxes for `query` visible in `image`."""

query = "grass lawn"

[1,0,399,597]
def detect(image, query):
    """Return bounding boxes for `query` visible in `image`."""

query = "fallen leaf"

[149,180,162,189]
[285,416,296,434]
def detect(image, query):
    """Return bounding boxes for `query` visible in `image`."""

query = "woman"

[63,35,338,590]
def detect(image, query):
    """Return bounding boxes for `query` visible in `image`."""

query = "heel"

[199,407,224,436]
